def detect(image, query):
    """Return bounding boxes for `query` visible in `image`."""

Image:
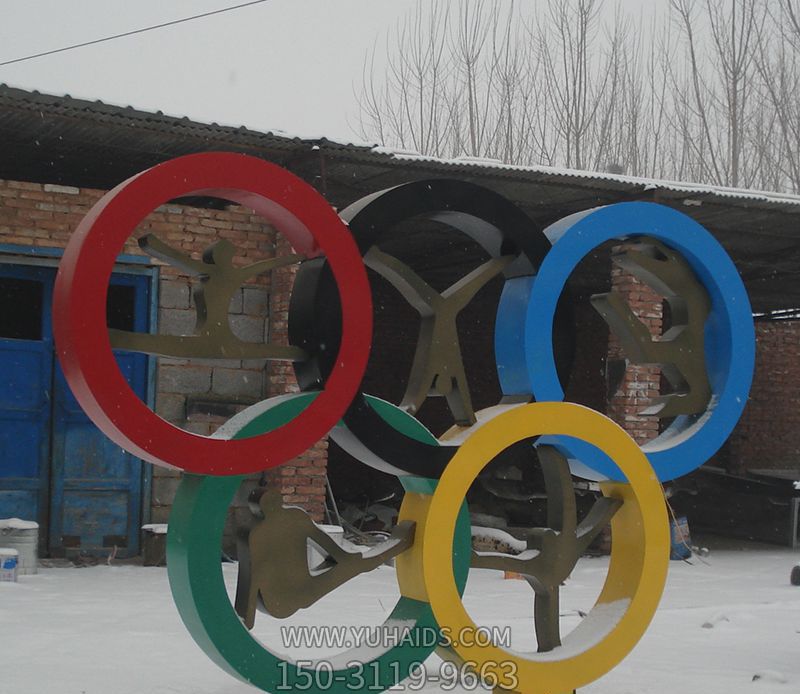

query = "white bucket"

[0,519,39,575]
[0,547,19,582]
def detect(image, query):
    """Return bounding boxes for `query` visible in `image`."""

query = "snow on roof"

[372,146,800,209]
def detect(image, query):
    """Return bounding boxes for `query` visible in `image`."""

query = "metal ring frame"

[53,152,372,476]
[168,393,472,693]
[289,179,574,478]
[497,202,755,481]
[53,155,755,693]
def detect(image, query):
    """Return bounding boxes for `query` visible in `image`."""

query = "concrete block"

[212,367,264,399]
[155,393,186,423]
[142,530,167,567]
[153,476,182,506]
[243,286,269,316]
[159,308,196,336]
[159,364,212,394]
[230,314,265,343]
[228,288,243,314]
[160,280,191,309]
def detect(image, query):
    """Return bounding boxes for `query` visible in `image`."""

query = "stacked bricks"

[722,320,800,474]
[0,177,329,530]
[604,246,663,445]
[0,181,118,250]
[264,234,327,522]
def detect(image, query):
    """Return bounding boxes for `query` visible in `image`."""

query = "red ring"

[53,152,372,475]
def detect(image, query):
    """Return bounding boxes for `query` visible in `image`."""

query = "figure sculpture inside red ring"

[53,152,372,475]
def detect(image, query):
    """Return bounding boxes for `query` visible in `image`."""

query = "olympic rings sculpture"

[53,152,754,693]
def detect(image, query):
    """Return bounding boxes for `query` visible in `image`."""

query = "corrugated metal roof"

[378,150,800,209]
[3,83,797,208]
[0,83,354,148]
[1,84,799,311]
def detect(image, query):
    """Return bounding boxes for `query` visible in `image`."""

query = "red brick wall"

[0,177,328,532]
[604,252,663,445]
[723,320,800,474]
[264,234,327,521]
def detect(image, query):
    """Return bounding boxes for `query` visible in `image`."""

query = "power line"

[0,1,271,68]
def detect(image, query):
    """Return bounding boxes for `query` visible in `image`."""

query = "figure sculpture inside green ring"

[167,392,471,694]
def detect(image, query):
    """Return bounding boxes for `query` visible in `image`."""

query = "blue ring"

[495,202,754,482]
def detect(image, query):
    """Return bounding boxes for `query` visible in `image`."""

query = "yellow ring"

[421,402,669,693]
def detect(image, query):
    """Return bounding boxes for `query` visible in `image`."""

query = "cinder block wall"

[0,178,328,543]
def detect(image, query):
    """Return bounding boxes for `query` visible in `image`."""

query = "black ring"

[289,178,573,478]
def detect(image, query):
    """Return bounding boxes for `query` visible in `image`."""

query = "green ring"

[167,392,471,693]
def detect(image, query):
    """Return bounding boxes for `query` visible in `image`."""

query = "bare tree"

[535,0,629,171]
[667,0,768,188]
[355,0,800,194]
[783,0,800,43]
[752,0,800,191]
[356,0,452,156]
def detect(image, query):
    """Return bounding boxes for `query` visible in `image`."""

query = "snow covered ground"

[1,539,798,694]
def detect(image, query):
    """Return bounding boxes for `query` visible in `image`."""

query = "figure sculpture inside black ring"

[289,179,575,478]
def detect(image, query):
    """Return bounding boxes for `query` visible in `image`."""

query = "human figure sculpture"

[110,234,306,360]
[591,238,711,417]
[235,487,415,627]
[472,446,622,652]
[365,246,514,426]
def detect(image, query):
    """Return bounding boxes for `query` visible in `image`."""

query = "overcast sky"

[0,0,664,144]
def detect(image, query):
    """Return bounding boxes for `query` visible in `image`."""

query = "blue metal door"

[0,266,54,542]
[0,263,151,557]
[50,273,150,557]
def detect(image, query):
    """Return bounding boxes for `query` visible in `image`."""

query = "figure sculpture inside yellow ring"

[419,402,670,693]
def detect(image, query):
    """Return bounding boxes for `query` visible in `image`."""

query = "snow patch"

[0,518,39,531]
[3,547,800,692]
[141,524,168,535]
[471,526,528,554]
[527,599,631,661]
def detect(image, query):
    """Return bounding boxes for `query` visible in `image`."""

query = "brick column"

[266,235,328,521]
[605,247,663,445]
